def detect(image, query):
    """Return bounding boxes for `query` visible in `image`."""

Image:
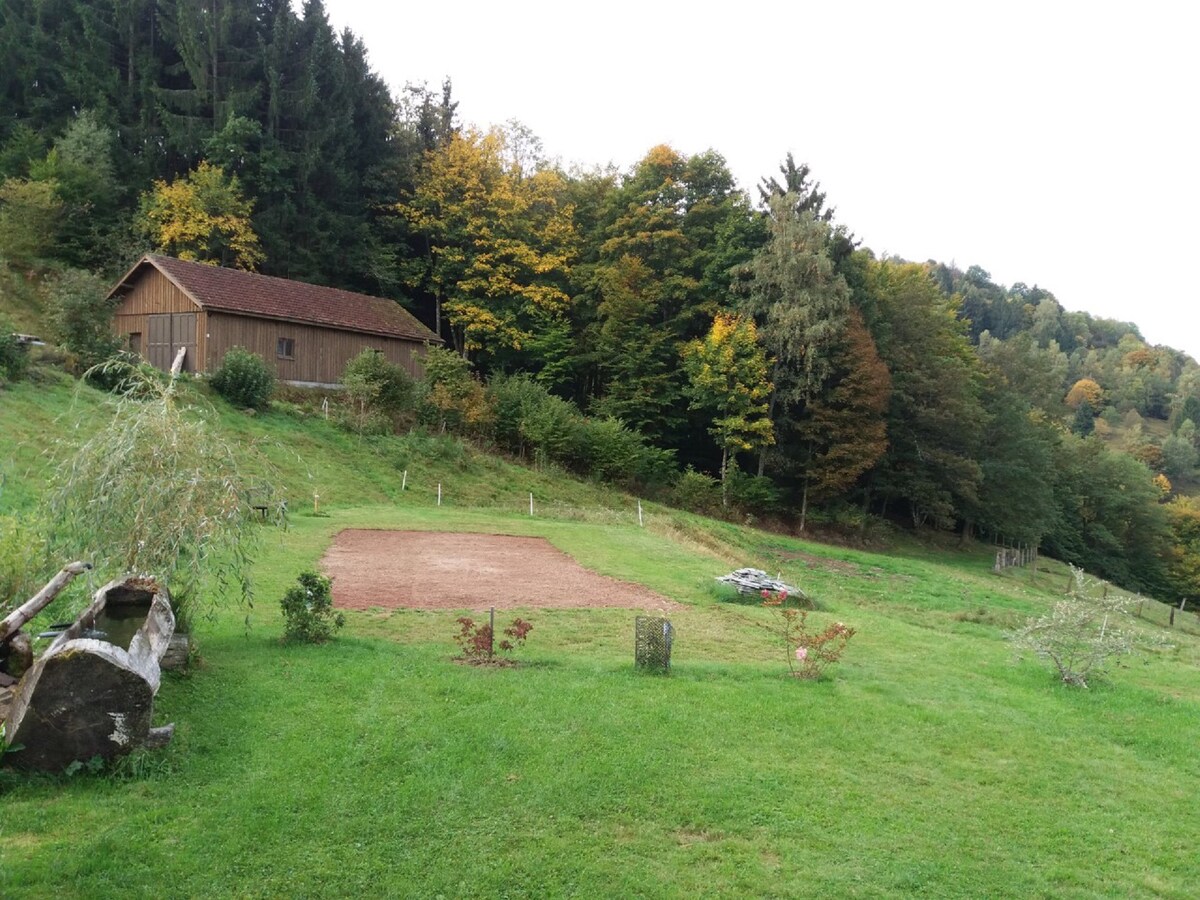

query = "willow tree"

[45,360,266,627]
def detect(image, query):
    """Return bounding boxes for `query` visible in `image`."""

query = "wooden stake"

[530,493,534,516]
[638,500,644,527]
[437,483,442,506]
[402,470,408,491]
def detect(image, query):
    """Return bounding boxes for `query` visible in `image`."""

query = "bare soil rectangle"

[320,529,680,612]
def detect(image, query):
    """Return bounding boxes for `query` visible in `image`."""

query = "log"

[0,561,91,645]
[4,575,176,771]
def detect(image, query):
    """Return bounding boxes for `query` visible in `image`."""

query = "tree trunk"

[758,389,778,477]
[720,446,729,509]
[799,475,810,532]
[859,477,874,536]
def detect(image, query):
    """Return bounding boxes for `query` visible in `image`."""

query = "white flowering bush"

[1012,566,1136,688]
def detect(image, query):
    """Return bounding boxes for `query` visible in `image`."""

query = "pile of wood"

[715,568,807,600]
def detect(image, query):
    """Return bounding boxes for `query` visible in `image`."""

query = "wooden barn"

[108,255,441,385]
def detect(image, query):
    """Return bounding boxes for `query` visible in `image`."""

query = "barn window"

[277,337,295,360]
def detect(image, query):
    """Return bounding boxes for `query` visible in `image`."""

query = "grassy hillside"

[2,375,1199,897]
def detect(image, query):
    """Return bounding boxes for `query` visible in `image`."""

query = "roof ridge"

[137,254,441,344]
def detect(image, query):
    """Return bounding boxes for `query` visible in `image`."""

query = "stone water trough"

[3,574,177,771]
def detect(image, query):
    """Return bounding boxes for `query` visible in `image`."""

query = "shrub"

[670,467,722,516]
[280,571,344,643]
[0,316,28,385]
[762,590,855,679]
[344,349,414,413]
[339,348,415,434]
[44,268,122,376]
[489,374,565,459]
[419,346,492,436]
[725,467,782,514]
[490,375,677,485]
[1011,566,1138,688]
[210,346,275,409]
[570,416,669,485]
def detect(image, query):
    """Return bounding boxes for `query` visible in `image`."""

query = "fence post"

[530,493,534,516]
[638,500,644,527]
[437,483,442,506]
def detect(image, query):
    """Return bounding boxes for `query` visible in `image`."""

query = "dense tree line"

[4,0,1200,602]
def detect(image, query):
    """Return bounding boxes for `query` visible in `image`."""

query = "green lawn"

[3,376,1200,898]
[3,503,1199,898]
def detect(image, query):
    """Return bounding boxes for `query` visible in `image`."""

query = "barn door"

[148,314,172,371]
[173,313,197,372]
[147,313,197,372]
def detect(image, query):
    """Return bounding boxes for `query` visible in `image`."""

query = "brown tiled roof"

[114,255,441,343]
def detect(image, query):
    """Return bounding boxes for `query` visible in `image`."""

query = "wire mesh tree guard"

[635,616,674,673]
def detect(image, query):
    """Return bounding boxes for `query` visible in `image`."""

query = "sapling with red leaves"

[761,589,855,678]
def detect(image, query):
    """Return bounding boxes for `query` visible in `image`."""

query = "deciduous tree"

[403,126,577,372]
[136,160,264,269]
[683,314,774,506]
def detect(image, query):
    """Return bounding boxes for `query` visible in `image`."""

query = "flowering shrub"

[762,590,855,678]
[1011,566,1138,688]
[454,615,533,665]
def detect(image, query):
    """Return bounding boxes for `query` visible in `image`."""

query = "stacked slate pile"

[715,568,807,600]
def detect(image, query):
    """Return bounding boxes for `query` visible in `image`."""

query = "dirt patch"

[320,529,681,612]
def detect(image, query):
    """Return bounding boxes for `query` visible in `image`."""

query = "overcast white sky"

[325,0,1199,359]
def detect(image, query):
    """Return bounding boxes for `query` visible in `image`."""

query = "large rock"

[3,577,175,772]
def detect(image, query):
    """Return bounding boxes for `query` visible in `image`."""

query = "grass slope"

[2,376,1199,898]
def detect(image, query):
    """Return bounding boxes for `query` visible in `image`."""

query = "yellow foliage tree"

[1165,496,1200,600]
[1065,377,1104,410]
[1154,473,1172,499]
[683,314,774,507]
[403,127,578,363]
[136,161,264,270]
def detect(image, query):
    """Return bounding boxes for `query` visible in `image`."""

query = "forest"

[3,0,1200,603]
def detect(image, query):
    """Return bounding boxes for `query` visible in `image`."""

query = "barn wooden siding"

[204,312,424,383]
[111,269,206,372]
[112,267,428,383]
